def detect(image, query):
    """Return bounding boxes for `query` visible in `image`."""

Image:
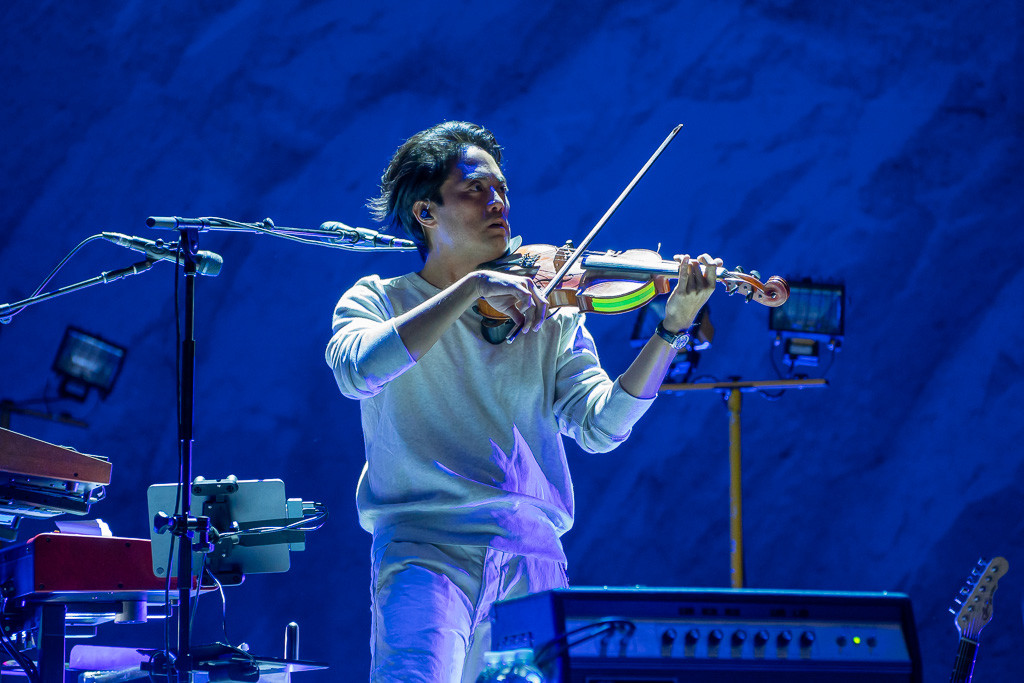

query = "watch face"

[656,321,688,349]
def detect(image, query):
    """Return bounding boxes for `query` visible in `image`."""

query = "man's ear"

[415,200,434,227]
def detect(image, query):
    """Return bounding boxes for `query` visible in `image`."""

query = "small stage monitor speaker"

[490,587,922,682]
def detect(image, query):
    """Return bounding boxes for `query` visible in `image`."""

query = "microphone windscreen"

[195,251,223,277]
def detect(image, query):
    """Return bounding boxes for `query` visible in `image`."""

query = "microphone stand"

[1,217,364,680]
[0,245,207,682]
[174,227,199,683]
[145,215,410,683]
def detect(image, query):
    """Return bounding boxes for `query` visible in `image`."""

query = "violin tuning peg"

[750,269,761,281]
[744,291,755,303]
[734,265,745,274]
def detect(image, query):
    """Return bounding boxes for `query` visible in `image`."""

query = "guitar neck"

[950,636,979,683]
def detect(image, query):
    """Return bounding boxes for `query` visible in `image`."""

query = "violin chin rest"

[503,235,523,256]
[480,319,516,345]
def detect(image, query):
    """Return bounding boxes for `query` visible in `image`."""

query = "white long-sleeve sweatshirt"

[325,272,653,562]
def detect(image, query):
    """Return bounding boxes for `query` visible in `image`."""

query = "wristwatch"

[655,320,690,350]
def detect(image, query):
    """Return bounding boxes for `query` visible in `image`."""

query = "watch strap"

[655,320,690,350]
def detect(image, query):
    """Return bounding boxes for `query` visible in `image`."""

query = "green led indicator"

[853,636,862,645]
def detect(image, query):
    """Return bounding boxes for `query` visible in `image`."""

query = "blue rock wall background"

[1,1,1021,679]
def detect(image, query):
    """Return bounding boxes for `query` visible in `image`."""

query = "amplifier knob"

[754,630,770,646]
[777,630,793,647]
[660,628,677,657]
[731,630,747,646]
[800,631,816,647]
[685,629,700,644]
[709,629,724,644]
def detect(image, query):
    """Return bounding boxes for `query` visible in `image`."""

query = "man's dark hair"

[368,121,503,259]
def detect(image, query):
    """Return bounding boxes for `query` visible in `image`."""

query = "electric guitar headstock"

[950,556,1008,640]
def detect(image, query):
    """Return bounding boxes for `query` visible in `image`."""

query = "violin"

[477,240,789,323]
[479,124,788,343]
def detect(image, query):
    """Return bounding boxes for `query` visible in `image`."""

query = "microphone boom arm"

[145,216,418,252]
[0,259,157,324]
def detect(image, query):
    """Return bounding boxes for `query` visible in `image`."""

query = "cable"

[219,504,329,539]
[202,565,230,645]
[761,342,794,401]
[188,554,209,639]
[200,216,397,252]
[0,235,104,323]
[533,619,635,669]
[0,596,41,683]
[757,388,786,401]
[162,521,176,675]
[817,345,837,377]
[162,246,183,675]
[186,565,257,680]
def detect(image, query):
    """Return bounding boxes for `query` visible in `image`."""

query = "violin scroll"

[719,266,789,307]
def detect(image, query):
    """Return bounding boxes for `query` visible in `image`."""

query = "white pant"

[369,540,568,682]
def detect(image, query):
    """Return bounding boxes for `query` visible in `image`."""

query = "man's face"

[427,145,510,262]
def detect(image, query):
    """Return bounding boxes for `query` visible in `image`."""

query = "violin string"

[570,248,736,276]
[520,246,743,280]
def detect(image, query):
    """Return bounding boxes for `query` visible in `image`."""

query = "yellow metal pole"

[727,389,744,588]
[660,378,827,587]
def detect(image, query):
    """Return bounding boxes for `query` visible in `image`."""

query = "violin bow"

[504,124,684,343]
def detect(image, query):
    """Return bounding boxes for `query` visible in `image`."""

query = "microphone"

[101,232,223,276]
[146,216,211,230]
[319,222,417,249]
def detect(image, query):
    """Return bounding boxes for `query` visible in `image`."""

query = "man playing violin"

[326,121,721,682]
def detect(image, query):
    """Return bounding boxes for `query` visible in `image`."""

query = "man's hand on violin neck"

[662,253,722,333]
[473,269,549,334]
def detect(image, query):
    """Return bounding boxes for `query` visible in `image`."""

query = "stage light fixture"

[631,297,714,382]
[52,326,127,401]
[769,280,845,368]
